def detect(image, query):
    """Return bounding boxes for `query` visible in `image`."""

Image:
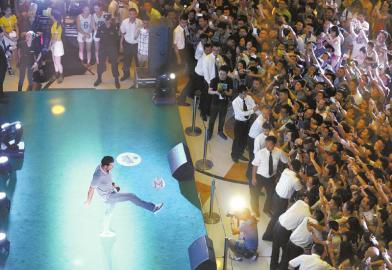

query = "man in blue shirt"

[85,156,163,236]
[228,208,259,261]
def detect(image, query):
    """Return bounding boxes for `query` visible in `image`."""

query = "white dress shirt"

[253,133,266,154]
[252,147,288,178]
[232,95,256,122]
[173,25,186,50]
[290,217,320,249]
[202,53,216,85]
[120,18,142,44]
[248,114,265,139]
[195,52,207,76]
[194,41,204,60]
[279,200,311,231]
[275,168,303,199]
[289,254,334,270]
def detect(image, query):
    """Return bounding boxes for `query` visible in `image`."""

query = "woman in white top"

[92,3,105,64]
[77,5,93,65]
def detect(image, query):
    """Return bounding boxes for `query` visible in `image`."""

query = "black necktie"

[243,99,249,119]
[269,151,273,176]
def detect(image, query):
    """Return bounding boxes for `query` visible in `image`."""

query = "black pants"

[175,49,187,71]
[122,42,138,77]
[18,61,33,91]
[208,101,228,135]
[0,66,6,95]
[270,221,292,270]
[263,192,289,240]
[259,174,276,213]
[249,174,275,216]
[246,136,255,179]
[178,73,203,103]
[280,240,304,270]
[199,80,211,118]
[98,48,119,79]
[231,120,250,159]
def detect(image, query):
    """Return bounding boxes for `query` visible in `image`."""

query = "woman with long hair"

[49,11,64,83]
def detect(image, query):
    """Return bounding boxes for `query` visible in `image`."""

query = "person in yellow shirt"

[143,2,161,23]
[0,6,18,37]
[49,11,64,83]
[0,6,18,75]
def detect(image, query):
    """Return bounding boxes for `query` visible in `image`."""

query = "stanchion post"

[195,127,213,171]
[223,237,228,270]
[203,178,220,224]
[185,95,202,136]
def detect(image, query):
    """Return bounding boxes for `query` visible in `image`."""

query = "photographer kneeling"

[228,208,258,261]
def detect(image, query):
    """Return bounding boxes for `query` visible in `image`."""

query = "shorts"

[93,31,100,42]
[51,41,64,57]
[137,54,148,66]
[77,32,93,43]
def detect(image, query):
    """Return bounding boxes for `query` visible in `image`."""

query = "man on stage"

[85,156,164,236]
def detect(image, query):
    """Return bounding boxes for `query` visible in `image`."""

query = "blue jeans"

[228,239,256,258]
[104,192,155,216]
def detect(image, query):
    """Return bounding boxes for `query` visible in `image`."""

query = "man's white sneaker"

[153,203,164,214]
[100,230,116,238]
[250,253,258,261]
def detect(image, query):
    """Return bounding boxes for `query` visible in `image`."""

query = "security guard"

[93,14,120,89]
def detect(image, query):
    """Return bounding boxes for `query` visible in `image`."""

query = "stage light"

[0,192,10,213]
[0,156,10,173]
[51,105,65,115]
[1,121,23,148]
[0,232,10,257]
[0,156,8,164]
[229,196,246,212]
[153,72,177,105]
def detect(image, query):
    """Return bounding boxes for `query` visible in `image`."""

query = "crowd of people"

[0,0,392,268]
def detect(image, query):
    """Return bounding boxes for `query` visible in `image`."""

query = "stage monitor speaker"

[188,235,217,270]
[167,143,194,181]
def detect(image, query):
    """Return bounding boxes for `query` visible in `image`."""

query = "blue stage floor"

[0,90,205,270]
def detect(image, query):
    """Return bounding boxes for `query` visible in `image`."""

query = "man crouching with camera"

[227,208,259,261]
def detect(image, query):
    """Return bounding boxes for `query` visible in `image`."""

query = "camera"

[226,212,237,218]
[103,12,112,20]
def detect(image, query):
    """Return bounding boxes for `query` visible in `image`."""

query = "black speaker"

[167,143,194,181]
[188,235,217,270]
[148,24,170,76]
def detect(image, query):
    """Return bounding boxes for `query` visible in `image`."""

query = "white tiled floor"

[4,67,272,270]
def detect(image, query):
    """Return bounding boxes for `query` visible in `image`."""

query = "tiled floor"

[4,65,272,270]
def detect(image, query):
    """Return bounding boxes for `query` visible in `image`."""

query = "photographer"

[94,14,120,89]
[228,208,258,261]
[207,65,233,140]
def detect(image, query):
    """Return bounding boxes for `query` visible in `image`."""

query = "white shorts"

[51,41,64,57]
[77,32,93,43]
[93,31,100,42]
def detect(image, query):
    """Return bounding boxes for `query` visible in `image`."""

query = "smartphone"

[253,27,258,35]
